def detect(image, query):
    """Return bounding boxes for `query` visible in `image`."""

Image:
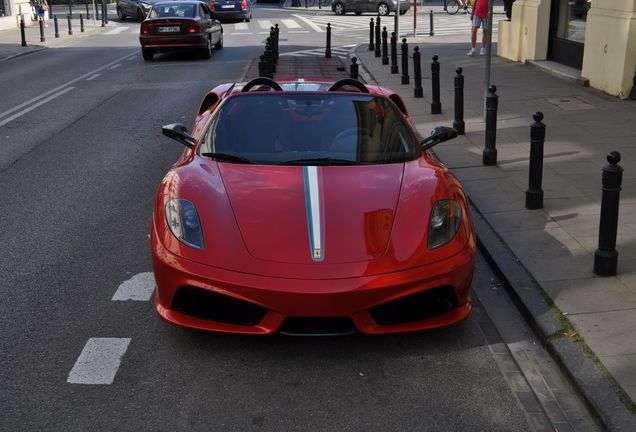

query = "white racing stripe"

[105,26,129,35]
[281,19,300,29]
[292,14,324,33]
[112,272,156,301]
[67,338,131,385]
[0,52,136,123]
[0,87,75,128]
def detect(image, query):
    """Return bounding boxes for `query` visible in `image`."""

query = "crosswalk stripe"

[281,18,300,28]
[130,27,139,34]
[104,26,129,35]
[234,22,249,30]
[292,13,324,32]
[257,19,274,29]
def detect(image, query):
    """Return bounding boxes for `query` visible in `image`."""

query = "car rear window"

[200,93,421,165]
[149,4,197,18]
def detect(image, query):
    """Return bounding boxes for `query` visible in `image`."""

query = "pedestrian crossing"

[102,12,492,37]
[280,44,356,58]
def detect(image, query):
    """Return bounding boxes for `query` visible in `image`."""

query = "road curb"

[0,46,47,63]
[470,200,636,432]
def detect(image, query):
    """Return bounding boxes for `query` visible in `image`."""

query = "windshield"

[199,93,421,165]
[149,4,196,18]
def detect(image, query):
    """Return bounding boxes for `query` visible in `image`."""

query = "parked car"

[153,77,475,335]
[209,0,252,22]
[117,0,164,21]
[139,1,223,60]
[331,0,409,16]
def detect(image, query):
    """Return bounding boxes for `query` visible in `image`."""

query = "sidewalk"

[352,39,636,429]
[0,6,117,63]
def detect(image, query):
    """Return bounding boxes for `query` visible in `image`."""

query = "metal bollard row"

[526,112,545,209]
[594,151,623,276]
[453,68,465,135]
[375,16,381,58]
[431,55,441,114]
[483,85,498,165]
[350,57,359,80]
[390,32,398,74]
[400,38,409,85]
[381,27,388,65]
[412,47,422,98]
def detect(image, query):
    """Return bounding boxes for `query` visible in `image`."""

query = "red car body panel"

[151,79,476,334]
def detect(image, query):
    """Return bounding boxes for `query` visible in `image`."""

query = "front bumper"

[152,222,475,335]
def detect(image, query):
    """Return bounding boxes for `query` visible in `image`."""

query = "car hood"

[219,164,404,264]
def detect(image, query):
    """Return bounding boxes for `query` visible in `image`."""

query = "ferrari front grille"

[369,286,458,326]
[172,286,268,326]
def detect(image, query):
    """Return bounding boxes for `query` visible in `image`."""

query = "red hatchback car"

[139,1,223,61]
[152,78,476,335]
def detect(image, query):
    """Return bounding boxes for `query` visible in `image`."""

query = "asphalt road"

[0,4,598,431]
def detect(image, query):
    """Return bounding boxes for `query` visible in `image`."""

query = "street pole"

[395,0,399,39]
[413,0,416,38]
[483,0,494,121]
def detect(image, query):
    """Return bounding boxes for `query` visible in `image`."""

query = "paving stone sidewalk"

[352,40,636,428]
[0,6,118,63]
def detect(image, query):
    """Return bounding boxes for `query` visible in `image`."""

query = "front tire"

[141,49,153,61]
[333,2,345,15]
[377,2,389,16]
[117,7,126,21]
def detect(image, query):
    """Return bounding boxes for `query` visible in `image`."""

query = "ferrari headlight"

[428,200,461,249]
[165,199,204,249]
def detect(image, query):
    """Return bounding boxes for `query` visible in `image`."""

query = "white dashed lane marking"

[234,22,249,30]
[67,338,131,385]
[108,64,121,70]
[257,19,274,29]
[86,74,100,81]
[112,272,156,301]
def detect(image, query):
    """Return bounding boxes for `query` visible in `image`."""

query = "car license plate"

[157,26,180,33]
[221,4,234,8]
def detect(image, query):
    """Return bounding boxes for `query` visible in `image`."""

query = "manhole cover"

[546,96,594,111]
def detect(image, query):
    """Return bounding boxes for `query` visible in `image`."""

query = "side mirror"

[421,126,458,150]
[162,123,196,149]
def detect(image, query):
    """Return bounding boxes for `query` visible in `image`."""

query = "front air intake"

[369,286,458,326]
[172,286,267,326]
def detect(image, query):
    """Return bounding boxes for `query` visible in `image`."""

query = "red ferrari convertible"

[152,77,475,335]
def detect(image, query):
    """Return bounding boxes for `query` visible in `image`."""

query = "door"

[548,0,590,69]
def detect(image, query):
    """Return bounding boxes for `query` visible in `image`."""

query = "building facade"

[498,0,636,99]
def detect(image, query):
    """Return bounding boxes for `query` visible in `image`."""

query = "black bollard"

[20,17,27,47]
[258,55,265,77]
[325,23,332,58]
[429,10,434,37]
[274,24,279,60]
[443,0,447,11]
[369,18,374,51]
[67,14,73,35]
[390,32,398,74]
[483,85,498,165]
[39,18,45,42]
[68,2,73,19]
[100,0,105,27]
[350,57,359,80]
[54,15,60,38]
[381,27,388,65]
[526,112,545,209]
[270,28,278,64]
[104,0,108,24]
[413,47,423,98]
[400,38,409,85]
[375,16,381,58]
[95,1,99,21]
[431,55,441,114]
[266,41,276,73]
[394,12,398,37]
[594,151,623,276]
[453,68,465,135]
[80,13,85,32]
[85,2,90,20]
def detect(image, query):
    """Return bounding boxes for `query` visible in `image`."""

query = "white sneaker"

[480,48,486,56]
[467,48,475,57]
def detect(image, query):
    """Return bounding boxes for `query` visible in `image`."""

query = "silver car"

[331,0,410,16]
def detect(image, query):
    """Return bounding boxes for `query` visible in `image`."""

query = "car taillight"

[140,23,150,34]
[241,0,247,9]
[188,27,198,33]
